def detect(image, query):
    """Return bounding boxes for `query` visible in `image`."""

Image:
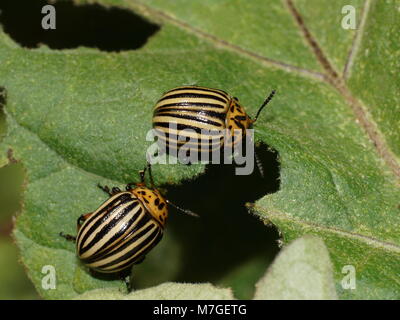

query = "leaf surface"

[0,0,398,299]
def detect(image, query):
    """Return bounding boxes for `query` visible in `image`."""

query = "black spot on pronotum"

[0,0,160,52]
[235,115,247,121]
[233,119,245,130]
[158,203,165,210]
[154,198,160,206]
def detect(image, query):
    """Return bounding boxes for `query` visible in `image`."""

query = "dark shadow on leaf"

[134,142,281,299]
[88,268,130,285]
[0,0,160,52]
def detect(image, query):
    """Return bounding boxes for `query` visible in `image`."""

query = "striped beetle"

[152,85,276,161]
[60,164,196,275]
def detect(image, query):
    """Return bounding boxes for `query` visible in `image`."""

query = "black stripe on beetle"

[166,86,229,100]
[152,85,276,157]
[158,92,228,104]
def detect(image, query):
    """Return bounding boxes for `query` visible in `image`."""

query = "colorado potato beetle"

[152,85,276,158]
[60,164,196,275]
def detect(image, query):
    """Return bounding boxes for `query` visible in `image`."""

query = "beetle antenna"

[253,90,276,123]
[146,162,156,189]
[139,168,146,184]
[138,162,156,188]
[166,200,199,218]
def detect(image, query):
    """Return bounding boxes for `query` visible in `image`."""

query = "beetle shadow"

[139,142,281,297]
[0,0,160,52]
[87,268,131,285]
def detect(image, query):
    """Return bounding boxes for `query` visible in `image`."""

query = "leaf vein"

[343,0,372,79]
[284,0,400,182]
[126,0,327,82]
[257,207,400,253]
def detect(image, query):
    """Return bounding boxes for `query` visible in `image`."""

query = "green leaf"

[0,238,39,299]
[0,0,399,300]
[254,236,337,300]
[74,282,234,300]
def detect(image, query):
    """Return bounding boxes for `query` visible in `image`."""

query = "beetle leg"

[112,187,121,194]
[98,184,121,196]
[123,275,133,293]
[139,169,146,184]
[126,182,135,191]
[60,211,93,241]
[97,184,112,196]
[59,232,76,242]
[60,212,93,241]
[254,150,265,178]
[77,212,94,230]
